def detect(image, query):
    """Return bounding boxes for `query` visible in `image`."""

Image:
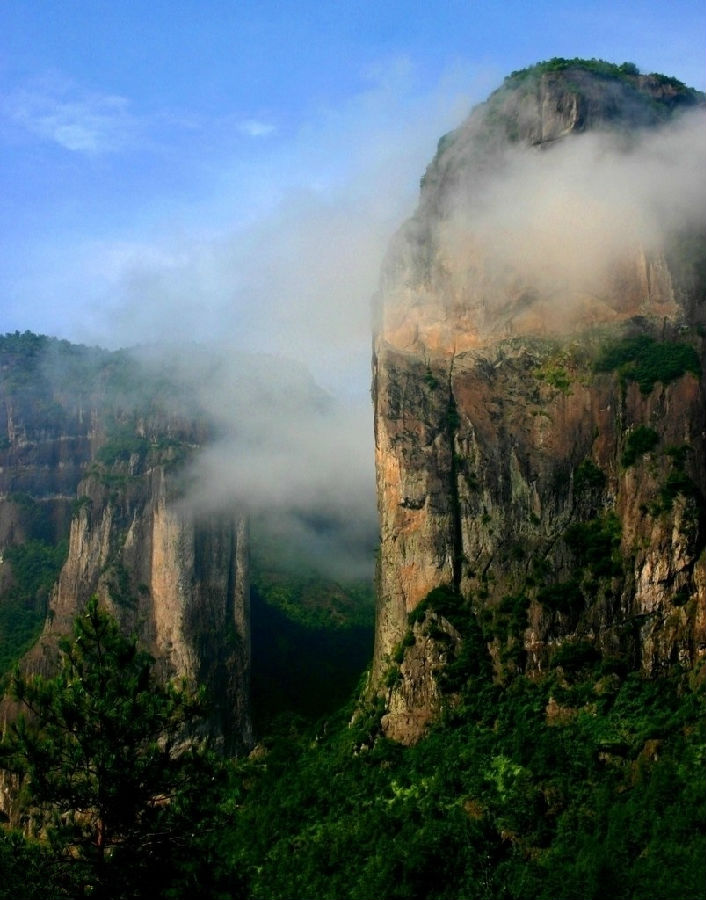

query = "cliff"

[0,333,251,754]
[32,453,251,752]
[372,60,706,743]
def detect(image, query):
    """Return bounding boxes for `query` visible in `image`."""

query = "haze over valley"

[0,4,705,899]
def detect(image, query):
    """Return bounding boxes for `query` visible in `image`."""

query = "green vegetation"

[2,326,703,896]
[250,570,374,730]
[509,57,642,81]
[574,459,606,493]
[534,359,572,395]
[0,830,68,900]
[550,639,601,673]
[536,511,623,622]
[642,444,704,517]
[594,335,700,395]
[621,425,659,467]
[0,599,229,900]
[408,584,469,630]
[423,367,440,390]
[71,495,93,518]
[0,494,69,673]
[2,572,703,900]
[0,331,207,453]
[0,539,68,675]
[537,580,584,617]
[487,593,529,645]
[446,395,461,430]
[6,492,56,543]
[505,58,691,94]
[95,428,151,465]
[658,469,700,513]
[222,657,704,900]
[565,512,622,580]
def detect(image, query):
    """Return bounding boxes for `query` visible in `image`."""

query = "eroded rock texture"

[372,63,706,743]
[0,337,251,756]
[30,459,251,753]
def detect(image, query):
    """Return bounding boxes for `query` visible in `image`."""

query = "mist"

[129,346,380,579]
[29,77,705,582]
[439,108,706,322]
[52,65,483,581]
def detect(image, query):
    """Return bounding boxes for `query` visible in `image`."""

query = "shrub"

[538,580,584,616]
[659,469,699,511]
[551,640,600,672]
[595,335,700,395]
[408,584,464,627]
[96,429,150,465]
[621,425,659,467]
[565,513,622,579]
[574,459,607,492]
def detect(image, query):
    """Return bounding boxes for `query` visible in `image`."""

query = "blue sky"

[1,0,704,384]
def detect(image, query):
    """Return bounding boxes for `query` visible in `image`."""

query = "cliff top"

[378,59,706,354]
[421,57,704,195]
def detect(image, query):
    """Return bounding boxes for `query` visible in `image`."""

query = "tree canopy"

[1,597,230,899]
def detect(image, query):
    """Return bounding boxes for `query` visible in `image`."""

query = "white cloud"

[3,75,136,154]
[2,59,488,575]
[237,118,277,138]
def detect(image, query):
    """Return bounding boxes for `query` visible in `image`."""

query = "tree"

[1,597,230,899]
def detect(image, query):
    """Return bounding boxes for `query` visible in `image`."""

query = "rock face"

[372,62,706,744]
[31,459,251,752]
[0,334,251,754]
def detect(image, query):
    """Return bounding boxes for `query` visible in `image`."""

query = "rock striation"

[0,335,251,755]
[372,61,706,743]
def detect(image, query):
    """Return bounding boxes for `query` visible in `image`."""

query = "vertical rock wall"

[372,64,706,743]
[29,461,252,752]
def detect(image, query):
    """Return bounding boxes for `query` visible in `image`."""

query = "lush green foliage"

[565,512,622,579]
[2,569,703,900]
[0,599,230,900]
[408,584,468,628]
[505,58,692,94]
[621,425,660,467]
[0,539,68,675]
[0,492,69,674]
[594,335,700,394]
[537,579,584,616]
[223,660,705,900]
[509,57,642,81]
[250,571,374,729]
[573,459,606,493]
[95,427,151,465]
[0,830,75,899]
[534,360,572,394]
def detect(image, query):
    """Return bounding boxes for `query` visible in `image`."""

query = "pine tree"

[1,597,230,899]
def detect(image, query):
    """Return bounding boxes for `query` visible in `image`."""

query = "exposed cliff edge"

[30,447,251,753]
[372,60,706,743]
[0,334,251,756]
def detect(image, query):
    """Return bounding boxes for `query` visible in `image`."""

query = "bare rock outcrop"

[372,61,706,743]
[31,460,251,752]
[0,337,252,757]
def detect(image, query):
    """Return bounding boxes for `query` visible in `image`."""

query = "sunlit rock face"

[372,62,706,743]
[0,340,252,755]
[38,461,251,753]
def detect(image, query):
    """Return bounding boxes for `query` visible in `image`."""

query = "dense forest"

[1,587,703,899]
